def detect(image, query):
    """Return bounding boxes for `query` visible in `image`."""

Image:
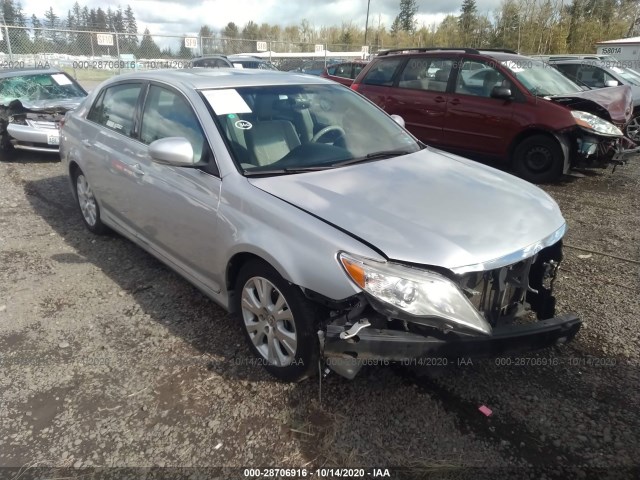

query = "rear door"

[383,55,456,145]
[82,82,146,232]
[441,58,516,158]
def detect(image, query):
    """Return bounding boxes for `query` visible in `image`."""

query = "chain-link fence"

[0,25,371,87]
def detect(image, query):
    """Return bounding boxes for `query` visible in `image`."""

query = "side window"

[555,64,580,84]
[140,85,208,165]
[87,83,142,137]
[455,60,509,98]
[352,64,364,79]
[398,57,453,92]
[335,64,351,78]
[578,66,615,88]
[362,58,403,86]
[327,66,337,75]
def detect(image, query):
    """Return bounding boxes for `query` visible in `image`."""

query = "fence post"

[324,43,327,68]
[3,24,12,61]
[268,40,272,64]
[114,29,121,74]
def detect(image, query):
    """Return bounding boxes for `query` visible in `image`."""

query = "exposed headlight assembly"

[338,252,492,336]
[571,110,623,137]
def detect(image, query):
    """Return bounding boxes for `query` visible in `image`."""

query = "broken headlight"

[338,252,492,335]
[572,110,622,137]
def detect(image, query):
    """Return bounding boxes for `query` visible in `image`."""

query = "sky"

[19,0,502,37]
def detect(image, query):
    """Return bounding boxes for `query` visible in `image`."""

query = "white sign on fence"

[96,33,114,46]
[361,45,369,54]
[314,44,324,53]
[256,41,268,52]
[184,37,198,49]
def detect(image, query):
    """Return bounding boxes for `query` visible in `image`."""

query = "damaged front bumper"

[323,313,581,377]
[6,122,60,153]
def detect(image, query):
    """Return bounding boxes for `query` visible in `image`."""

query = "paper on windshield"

[202,89,252,115]
[51,74,72,86]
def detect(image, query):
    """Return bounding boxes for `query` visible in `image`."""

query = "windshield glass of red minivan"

[502,60,581,97]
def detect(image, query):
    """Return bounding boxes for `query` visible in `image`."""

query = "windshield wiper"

[243,165,336,176]
[331,149,411,167]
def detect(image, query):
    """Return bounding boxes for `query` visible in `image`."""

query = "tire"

[73,168,107,234]
[235,259,320,382]
[512,134,564,183]
[0,133,14,162]
[625,112,640,143]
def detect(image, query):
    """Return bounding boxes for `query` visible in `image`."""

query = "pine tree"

[139,27,161,58]
[459,0,478,46]
[394,0,418,33]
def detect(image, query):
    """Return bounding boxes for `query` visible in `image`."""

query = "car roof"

[374,49,531,63]
[101,68,333,90]
[0,67,64,77]
[547,59,614,67]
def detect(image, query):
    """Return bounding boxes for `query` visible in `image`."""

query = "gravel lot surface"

[0,150,638,480]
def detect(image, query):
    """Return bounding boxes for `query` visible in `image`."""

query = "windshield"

[0,73,86,105]
[609,65,640,86]
[203,84,421,174]
[501,60,582,96]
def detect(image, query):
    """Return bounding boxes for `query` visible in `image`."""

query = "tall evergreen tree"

[394,0,418,33]
[459,0,478,46]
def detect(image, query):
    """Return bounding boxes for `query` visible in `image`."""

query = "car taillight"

[351,83,359,91]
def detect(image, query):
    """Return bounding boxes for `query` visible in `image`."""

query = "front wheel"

[0,133,14,162]
[512,134,564,183]
[625,113,640,142]
[73,168,107,234]
[235,260,320,382]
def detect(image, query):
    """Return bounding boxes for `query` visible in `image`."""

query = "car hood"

[249,148,566,272]
[548,85,632,125]
[5,97,85,113]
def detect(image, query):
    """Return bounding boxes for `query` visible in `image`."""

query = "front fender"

[216,175,382,305]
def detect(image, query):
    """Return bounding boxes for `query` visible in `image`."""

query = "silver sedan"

[60,69,581,381]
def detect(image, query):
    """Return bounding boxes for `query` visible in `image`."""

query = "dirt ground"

[0,149,639,480]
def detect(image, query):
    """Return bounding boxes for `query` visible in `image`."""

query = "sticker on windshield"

[51,74,72,86]
[235,120,252,130]
[202,89,252,115]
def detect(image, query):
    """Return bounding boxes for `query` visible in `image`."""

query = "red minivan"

[351,48,635,182]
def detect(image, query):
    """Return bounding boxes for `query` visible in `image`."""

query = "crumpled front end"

[319,238,581,379]
[551,89,640,169]
[1,99,77,153]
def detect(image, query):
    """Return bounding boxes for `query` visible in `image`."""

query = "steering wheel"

[311,125,346,144]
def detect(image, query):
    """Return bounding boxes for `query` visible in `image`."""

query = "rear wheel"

[512,134,564,183]
[73,168,107,234]
[235,259,320,382]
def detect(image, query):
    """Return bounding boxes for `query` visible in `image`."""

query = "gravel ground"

[0,150,639,480]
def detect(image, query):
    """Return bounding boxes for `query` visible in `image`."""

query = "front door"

[441,59,516,158]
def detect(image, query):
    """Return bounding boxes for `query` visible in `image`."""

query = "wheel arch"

[508,128,570,174]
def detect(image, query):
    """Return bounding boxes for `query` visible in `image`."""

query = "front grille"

[459,258,535,326]
[26,119,59,130]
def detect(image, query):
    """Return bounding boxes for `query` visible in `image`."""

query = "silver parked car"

[60,69,581,381]
[0,68,87,159]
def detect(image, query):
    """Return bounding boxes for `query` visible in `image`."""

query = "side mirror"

[491,86,513,100]
[390,114,405,128]
[604,79,619,87]
[149,137,195,167]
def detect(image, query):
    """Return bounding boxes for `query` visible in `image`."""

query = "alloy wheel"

[76,174,97,226]
[241,276,297,366]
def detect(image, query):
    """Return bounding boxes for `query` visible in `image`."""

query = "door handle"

[450,98,460,105]
[81,139,92,148]
[434,96,446,103]
[130,163,145,176]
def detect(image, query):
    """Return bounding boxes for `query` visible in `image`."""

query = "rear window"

[361,58,403,86]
